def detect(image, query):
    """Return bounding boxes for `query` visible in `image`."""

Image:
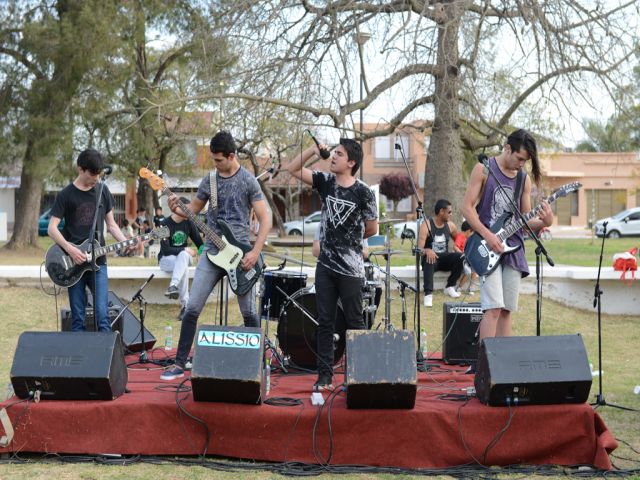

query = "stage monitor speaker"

[474,334,592,406]
[345,330,417,409]
[10,331,128,401]
[442,302,482,364]
[70,290,156,353]
[190,325,263,404]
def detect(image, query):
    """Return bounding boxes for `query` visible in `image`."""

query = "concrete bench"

[0,264,637,314]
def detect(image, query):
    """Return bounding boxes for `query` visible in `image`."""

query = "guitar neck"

[92,233,154,258]
[162,186,227,250]
[498,192,559,241]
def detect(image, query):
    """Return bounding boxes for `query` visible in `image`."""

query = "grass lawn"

[0,236,639,478]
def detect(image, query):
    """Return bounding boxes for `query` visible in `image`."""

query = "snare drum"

[277,287,346,370]
[260,270,307,321]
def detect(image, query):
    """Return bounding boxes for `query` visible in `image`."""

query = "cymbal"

[263,251,313,267]
[370,249,405,257]
[378,218,403,224]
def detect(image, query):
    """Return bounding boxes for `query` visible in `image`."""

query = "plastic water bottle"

[634,386,640,395]
[265,358,271,396]
[164,324,173,350]
[420,329,428,358]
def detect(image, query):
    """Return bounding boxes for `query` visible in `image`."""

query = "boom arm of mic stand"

[275,286,318,325]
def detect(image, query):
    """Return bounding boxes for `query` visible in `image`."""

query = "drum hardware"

[263,315,288,374]
[263,251,313,268]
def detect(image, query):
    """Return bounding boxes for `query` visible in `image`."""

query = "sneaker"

[444,286,461,298]
[164,284,179,300]
[160,365,184,381]
[178,305,185,321]
[423,294,433,307]
[314,373,334,391]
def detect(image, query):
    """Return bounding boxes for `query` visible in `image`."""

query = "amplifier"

[61,291,156,352]
[442,302,482,364]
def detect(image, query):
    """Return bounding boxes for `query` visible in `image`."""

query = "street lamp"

[353,30,370,181]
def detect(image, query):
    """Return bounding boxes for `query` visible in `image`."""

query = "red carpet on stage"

[0,353,616,470]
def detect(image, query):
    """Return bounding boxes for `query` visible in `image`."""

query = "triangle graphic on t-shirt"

[326,196,356,228]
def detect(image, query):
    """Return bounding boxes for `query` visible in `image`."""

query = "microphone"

[394,134,402,150]
[477,153,488,166]
[102,165,113,175]
[307,130,330,159]
[401,224,407,245]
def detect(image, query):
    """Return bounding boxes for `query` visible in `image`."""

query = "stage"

[0,351,616,470]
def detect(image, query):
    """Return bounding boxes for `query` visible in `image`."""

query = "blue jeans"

[175,253,259,367]
[68,265,110,332]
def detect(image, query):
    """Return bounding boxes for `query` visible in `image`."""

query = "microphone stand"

[590,222,636,411]
[87,172,108,332]
[478,155,553,336]
[112,273,156,364]
[394,140,427,364]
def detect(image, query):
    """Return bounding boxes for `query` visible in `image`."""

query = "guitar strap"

[209,170,218,218]
[513,168,525,209]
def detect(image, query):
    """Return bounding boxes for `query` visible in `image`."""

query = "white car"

[283,210,322,236]
[392,220,418,239]
[594,207,640,238]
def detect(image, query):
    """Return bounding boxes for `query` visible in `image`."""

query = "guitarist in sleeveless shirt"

[160,131,271,381]
[461,129,553,350]
[47,149,132,332]
[417,199,464,307]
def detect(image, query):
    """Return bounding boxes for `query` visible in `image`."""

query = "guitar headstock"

[139,168,166,192]
[152,226,170,240]
[553,182,582,198]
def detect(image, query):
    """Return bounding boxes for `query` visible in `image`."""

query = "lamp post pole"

[353,31,370,181]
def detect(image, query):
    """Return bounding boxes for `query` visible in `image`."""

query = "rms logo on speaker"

[40,355,84,367]
[198,330,261,349]
[518,359,561,370]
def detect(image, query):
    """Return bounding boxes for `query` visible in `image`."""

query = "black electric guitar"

[139,167,264,296]
[464,182,581,276]
[45,226,170,287]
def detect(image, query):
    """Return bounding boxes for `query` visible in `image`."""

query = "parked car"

[392,220,418,239]
[594,207,640,238]
[283,210,322,236]
[38,208,64,236]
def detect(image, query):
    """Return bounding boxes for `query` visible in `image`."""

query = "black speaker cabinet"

[442,302,482,364]
[10,331,128,401]
[345,330,417,409]
[191,325,263,404]
[474,335,592,406]
[64,290,156,353]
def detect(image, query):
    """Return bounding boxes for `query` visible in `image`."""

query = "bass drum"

[277,286,346,370]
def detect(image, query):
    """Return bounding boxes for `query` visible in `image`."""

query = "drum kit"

[258,217,411,371]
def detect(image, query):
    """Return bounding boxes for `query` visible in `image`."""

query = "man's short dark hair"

[137,207,145,213]
[339,138,363,176]
[506,129,541,186]
[434,199,451,215]
[210,130,237,157]
[461,220,472,232]
[77,149,104,172]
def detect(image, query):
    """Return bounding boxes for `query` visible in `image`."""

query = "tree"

[165,0,638,222]
[1,0,122,249]
[379,173,413,214]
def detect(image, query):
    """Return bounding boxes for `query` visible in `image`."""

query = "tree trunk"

[424,1,465,225]
[4,143,44,249]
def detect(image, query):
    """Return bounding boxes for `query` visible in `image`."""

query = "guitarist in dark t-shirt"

[48,149,132,332]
